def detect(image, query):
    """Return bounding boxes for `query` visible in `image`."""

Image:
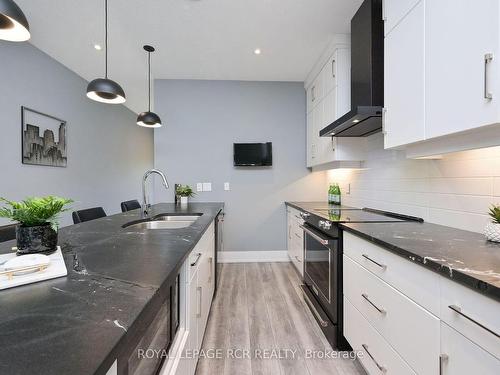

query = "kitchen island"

[0,202,223,375]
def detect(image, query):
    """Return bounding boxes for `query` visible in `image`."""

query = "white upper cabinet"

[425,0,500,139]
[384,0,425,148]
[383,0,421,36]
[305,44,366,167]
[383,0,500,154]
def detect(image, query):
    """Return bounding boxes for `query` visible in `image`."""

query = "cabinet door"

[334,48,351,118]
[441,322,500,375]
[383,0,422,36]
[426,0,500,138]
[306,111,315,167]
[186,271,199,375]
[384,0,425,148]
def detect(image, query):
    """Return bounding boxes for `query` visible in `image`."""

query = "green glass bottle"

[333,183,341,205]
[328,184,335,204]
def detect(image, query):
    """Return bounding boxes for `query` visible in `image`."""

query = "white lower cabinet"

[161,222,216,375]
[343,232,500,375]
[344,298,416,375]
[344,255,439,375]
[286,206,304,276]
[440,322,500,375]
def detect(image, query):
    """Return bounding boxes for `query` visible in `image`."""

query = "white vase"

[180,196,188,205]
[484,222,500,242]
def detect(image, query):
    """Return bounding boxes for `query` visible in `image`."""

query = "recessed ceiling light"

[254,48,261,55]
[94,44,102,51]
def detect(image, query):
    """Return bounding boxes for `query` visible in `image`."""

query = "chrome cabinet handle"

[484,53,493,100]
[300,225,330,245]
[382,107,387,135]
[362,254,387,270]
[439,354,448,375]
[311,86,316,102]
[197,286,202,318]
[208,257,213,283]
[362,293,386,314]
[362,344,387,373]
[448,305,500,338]
[294,233,301,239]
[332,58,336,78]
[288,224,291,240]
[303,290,328,327]
[190,252,202,267]
[294,255,302,263]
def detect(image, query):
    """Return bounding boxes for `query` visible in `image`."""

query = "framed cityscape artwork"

[21,106,67,167]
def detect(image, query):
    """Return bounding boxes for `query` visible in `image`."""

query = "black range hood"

[320,0,384,137]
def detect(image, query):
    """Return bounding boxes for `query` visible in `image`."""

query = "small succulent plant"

[488,204,500,225]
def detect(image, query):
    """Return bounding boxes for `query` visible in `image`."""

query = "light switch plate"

[196,183,203,192]
[202,182,212,192]
[224,182,230,191]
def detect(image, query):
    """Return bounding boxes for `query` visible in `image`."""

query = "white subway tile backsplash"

[327,134,500,233]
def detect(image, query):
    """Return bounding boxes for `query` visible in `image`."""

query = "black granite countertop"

[341,222,500,302]
[0,202,224,375]
[285,202,500,302]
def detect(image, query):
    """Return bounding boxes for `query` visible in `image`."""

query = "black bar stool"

[0,224,16,243]
[120,200,141,212]
[72,207,107,224]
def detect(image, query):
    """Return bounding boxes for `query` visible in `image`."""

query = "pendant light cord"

[148,51,151,111]
[105,0,108,79]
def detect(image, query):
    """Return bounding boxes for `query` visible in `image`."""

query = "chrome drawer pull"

[303,290,328,327]
[362,344,387,373]
[294,233,301,239]
[190,252,202,267]
[362,293,386,314]
[448,305,500,338]
[197,286,202,318]
[294,255,302,263]
[362,254,387,269]
[439,354,448,375]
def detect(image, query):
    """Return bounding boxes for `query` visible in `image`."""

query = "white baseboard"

[218,251,290,263]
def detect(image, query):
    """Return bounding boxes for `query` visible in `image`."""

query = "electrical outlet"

[202,182,212,192]
[196,183,203,192]
[224,182,230,191]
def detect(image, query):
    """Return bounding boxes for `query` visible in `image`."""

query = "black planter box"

[16,224,58,254]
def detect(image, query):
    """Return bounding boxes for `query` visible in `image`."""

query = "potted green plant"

[175,185,195,205]
[0,196,73,254]
[484,204,500,243]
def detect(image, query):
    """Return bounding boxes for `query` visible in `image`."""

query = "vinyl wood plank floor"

[196,262,365,375]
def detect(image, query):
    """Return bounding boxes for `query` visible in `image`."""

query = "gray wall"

[0,42,154,227]
[154,80,325,252]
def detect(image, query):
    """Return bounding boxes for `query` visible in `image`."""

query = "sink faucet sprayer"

[142,169,169,217]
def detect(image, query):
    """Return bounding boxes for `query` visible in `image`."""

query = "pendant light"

[0,0,30,41]
[137,45,162,128]
[86,0,126,104]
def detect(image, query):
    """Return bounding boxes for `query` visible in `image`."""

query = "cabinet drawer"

[441,322,500,375]
[344,255,439,374]
[440,277,500,359]
[344,297,416,375]
[343,231,440,315]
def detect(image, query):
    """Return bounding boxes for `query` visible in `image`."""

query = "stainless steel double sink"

[123,213,203,230]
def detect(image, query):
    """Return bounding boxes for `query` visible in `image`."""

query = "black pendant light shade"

[137,111,162,128]
[87,78,126,104]
[137,45,162,128]
[87,0,126,104]
[0,0,30,41]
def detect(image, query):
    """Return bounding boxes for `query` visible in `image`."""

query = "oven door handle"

[300,225,330,245]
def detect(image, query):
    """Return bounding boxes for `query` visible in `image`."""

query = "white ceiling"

[17,0,362,113]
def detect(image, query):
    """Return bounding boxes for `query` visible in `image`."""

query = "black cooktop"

[312,208,407,223]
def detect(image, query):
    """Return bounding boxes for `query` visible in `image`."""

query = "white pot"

[180,196,188,205]
[484,222,500,243]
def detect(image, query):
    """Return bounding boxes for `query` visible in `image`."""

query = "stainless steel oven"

[302,223,338,322]
[299,214,349,350]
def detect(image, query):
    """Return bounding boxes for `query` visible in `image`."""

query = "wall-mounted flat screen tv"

[233,142,272,166]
